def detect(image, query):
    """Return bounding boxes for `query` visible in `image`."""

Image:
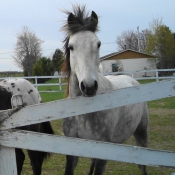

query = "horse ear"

[91,11,98,24]
[68,13,76,24]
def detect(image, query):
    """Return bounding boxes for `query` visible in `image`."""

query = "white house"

[100,49,157,78]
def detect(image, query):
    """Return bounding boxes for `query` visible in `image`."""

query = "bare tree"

[139,29,150,52]
[13,26,43,76]
[116,30,136,51]
[116,29,149,53]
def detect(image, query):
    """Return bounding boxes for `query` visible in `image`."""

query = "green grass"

[0,73,24,77]
[40,92,65,102]
[138,79,157,84]
[148,96,175,109]
[138,79,175,109]
[38,79,67,102]
[20,79,175,175]
[36,78,67,92]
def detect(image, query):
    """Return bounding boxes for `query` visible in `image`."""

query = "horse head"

[62,5,101,97]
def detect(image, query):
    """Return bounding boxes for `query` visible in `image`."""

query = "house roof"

[100,49,156,61]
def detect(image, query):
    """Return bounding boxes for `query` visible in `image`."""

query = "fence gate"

[0,79,175,175]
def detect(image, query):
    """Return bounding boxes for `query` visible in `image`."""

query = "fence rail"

[103,68,175,82]
[0,75,67,92]
[1,69,175,92]
[1,129,175,168]
[0,79,175,175]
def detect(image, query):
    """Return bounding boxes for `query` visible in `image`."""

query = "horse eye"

[97,42,101,49]
[68,45,74,51]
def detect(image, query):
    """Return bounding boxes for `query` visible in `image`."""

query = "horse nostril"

[81,81,86,92]
[80,80,98,97]
[94,80,98,91]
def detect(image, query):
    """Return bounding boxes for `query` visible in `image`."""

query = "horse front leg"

[134,120,148,175]
[64,155,79,175]
[15,148,25,175]
[88,159,95,175]
[88,159,107,175]
[27,150,46,175]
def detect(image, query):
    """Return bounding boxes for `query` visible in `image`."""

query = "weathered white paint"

[0,146,17,175]
[1,79,175,130]
[0,129,175,168]
[0,108,17,124]
[1,79,175,174]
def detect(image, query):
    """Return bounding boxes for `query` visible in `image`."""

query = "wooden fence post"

[156,69,159,82]
[131,70,134,78]
[0,146,17,175]
[35,76,38,90]
[59,77,62,91]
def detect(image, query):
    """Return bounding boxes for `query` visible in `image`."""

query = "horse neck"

[97,73,115,92]
[68,73,82,98]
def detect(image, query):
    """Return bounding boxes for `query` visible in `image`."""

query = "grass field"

[19,79,175,175]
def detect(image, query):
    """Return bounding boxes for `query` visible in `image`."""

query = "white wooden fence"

[103,68,175,82]
[1,68,175,92]
[0,79,175,174]
[0,75,67,92]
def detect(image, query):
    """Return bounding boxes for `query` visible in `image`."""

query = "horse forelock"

[61,4,99,35]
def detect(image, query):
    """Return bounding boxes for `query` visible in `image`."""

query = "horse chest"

[76,110,118,141]
[111,104,143,143]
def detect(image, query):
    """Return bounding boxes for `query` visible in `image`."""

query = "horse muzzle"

[80,80,98,97]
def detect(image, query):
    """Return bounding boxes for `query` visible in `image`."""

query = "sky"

[0,0,175,71]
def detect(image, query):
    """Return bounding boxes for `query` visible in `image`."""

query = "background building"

[100,49,157,78]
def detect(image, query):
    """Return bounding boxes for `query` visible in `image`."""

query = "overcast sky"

[1,0,175,71]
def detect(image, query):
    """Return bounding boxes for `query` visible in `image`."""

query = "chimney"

[124,45,126,50]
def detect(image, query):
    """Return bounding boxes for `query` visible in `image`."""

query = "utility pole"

[137,26,140,52]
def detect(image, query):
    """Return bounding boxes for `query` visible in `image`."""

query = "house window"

[112,63,117,72]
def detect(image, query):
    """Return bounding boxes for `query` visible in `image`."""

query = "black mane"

[62,5,99,35]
